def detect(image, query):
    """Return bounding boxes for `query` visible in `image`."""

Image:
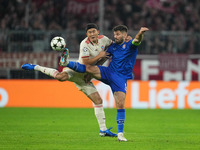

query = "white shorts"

[62,67,97,96]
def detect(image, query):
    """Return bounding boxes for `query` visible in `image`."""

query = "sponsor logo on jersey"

[83,47,88,52]
[101,45,104,50]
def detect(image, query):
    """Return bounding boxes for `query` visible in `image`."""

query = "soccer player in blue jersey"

[60,25,149,141]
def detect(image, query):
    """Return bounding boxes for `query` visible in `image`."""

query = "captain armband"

[132,40,141,46]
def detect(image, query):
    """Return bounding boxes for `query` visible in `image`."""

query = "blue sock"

[117,109,125,133]
[67,61,86,73]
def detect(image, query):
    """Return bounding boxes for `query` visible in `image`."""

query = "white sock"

[35,65,59,78]
[94,104,107,131]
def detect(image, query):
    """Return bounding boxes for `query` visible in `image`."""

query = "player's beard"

[115,37,124,45]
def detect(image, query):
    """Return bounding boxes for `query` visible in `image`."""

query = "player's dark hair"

[85,23,99,32]
[113,25,128,33]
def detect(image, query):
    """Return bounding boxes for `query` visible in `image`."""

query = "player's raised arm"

[132,27,149,46]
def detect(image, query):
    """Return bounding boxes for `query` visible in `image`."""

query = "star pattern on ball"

[57,38,62,42]
[61,45,64,49]
[53,44,57,49]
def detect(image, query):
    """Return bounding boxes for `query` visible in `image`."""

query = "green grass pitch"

[0,108,200,150]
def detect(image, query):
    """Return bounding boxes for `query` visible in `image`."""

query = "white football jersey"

[78,35,112,64]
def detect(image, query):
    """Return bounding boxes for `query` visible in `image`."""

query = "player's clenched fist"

[139,27,149,33]
[98,51,108,58]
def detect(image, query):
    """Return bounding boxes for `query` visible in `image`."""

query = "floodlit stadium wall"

[0,80,200,109]
[1,53,200,80]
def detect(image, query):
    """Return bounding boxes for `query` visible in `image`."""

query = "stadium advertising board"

[0,80,199,109]
[0,53,199,81]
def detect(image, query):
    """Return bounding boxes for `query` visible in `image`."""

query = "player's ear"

[97,30,100,35]
[122,32,127,38]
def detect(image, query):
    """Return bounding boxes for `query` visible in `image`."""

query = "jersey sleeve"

[132,39,141,46]
[129,39,139,50]
[79,42,90,58]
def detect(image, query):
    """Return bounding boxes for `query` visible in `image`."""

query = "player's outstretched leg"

[99,127,117,137]
[59,48,69,66]
[22,63,59,78]
[59,49,86,73]
[21,64,36,70]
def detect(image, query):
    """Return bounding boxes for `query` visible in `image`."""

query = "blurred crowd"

[0,0,200,54]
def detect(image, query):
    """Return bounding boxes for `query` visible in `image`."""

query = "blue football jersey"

[107,39,138,79]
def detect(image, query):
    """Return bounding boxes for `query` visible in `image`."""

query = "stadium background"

[0,0,200,108]
[0,0,200,149]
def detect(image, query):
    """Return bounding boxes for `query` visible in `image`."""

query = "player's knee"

[116,101,125,109]
[88,92,103,105]
[57,79,65,82]
[55,73,69,81]
[95,97,102,105]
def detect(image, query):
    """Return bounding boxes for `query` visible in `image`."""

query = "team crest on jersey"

[83,47,88,52]
[123,44,126,49]
[101,45,104,50]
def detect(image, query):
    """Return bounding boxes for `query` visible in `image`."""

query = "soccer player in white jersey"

[22,23,117,137]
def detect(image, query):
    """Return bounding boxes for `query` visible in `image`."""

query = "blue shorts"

[97,66,127,94]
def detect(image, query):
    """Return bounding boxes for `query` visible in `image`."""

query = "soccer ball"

[50,36,66,51]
